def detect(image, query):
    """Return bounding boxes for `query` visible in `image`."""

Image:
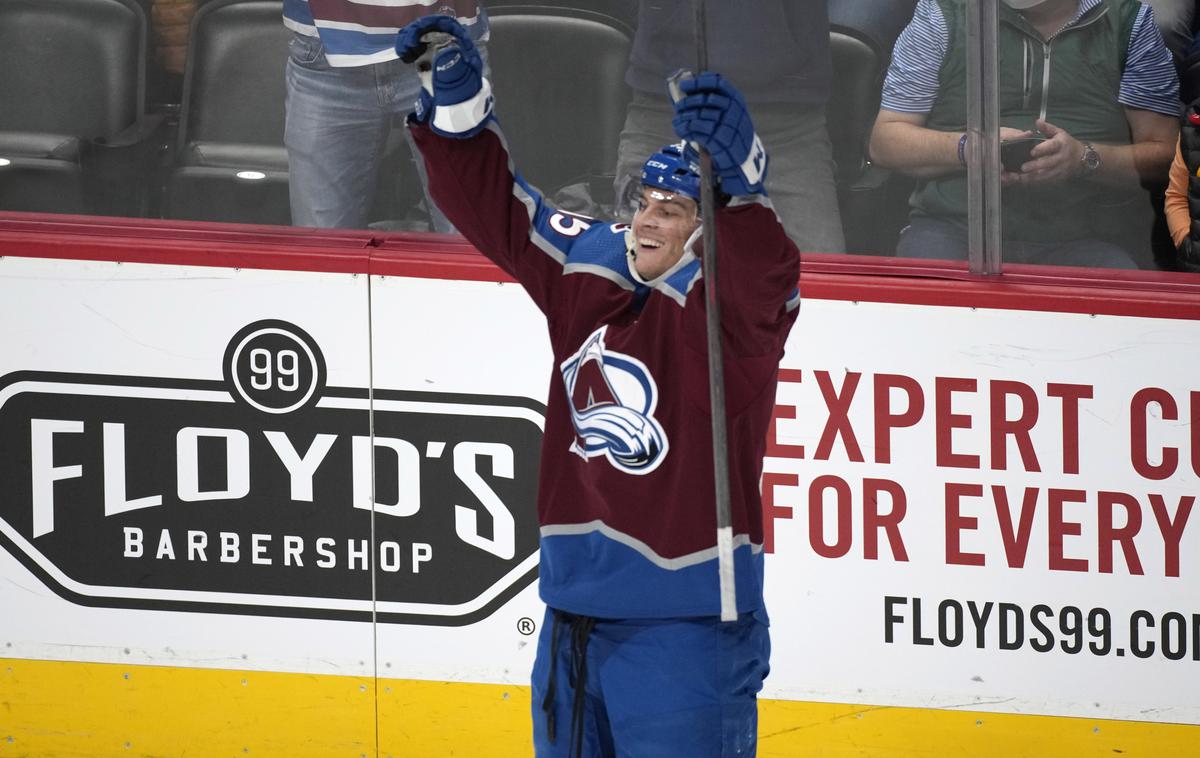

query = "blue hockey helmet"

[640,142,701,203]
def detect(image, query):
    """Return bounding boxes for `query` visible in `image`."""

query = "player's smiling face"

[631,186,699,281]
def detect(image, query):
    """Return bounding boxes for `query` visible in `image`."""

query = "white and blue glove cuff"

[721,132,768,197]
[429,76,494,137]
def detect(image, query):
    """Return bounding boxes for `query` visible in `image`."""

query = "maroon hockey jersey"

[411,122,800,618]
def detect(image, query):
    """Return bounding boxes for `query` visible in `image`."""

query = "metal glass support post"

[966,0,1003,275]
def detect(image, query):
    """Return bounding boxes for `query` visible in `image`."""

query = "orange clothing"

[151,0,196,75]
[1164,139,1190,248]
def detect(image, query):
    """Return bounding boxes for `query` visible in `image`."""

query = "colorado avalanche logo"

[559,326,669,475]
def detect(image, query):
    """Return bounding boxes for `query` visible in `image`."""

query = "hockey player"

[396,16,800,757]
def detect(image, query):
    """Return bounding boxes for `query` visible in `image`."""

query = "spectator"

[871,0,1180,268]
[614,0,844,251]
[1164,100,1200,265]
[283,0,488,229]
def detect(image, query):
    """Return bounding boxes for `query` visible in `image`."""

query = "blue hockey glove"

[396,15,493,138]
[671,72,768,196]
[396,15,472,64]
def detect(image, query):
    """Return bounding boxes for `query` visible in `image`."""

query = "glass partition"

[983,0,1181,271]
[867,0,1185,272]
[0,0,1194,273]
[857,0,969,259]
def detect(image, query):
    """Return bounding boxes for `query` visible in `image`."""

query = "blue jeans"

[531,608,770,757]
[896,216,1139,269]
[283,33,461,231]
[615,91,845,252]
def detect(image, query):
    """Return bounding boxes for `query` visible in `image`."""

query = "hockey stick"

[690,0,738,623]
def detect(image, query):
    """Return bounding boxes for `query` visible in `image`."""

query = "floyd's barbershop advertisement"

[760,299,1198,724]
[1,255,1197,725]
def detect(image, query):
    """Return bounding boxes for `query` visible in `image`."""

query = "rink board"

[0,227,1198,756]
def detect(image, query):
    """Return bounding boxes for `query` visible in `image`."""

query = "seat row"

[0,0,912,243]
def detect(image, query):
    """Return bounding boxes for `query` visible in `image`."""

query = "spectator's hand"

[395,15,492,138]
[1007,119,1086,186]
[671,72,767,196]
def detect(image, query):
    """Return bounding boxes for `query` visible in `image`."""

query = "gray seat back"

[486,5,633,207]
[0,0,145,140]
[178,0,289,152]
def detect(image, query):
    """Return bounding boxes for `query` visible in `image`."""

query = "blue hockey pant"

[531,607,770,757]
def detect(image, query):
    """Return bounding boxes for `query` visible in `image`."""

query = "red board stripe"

[2,213,1199,320]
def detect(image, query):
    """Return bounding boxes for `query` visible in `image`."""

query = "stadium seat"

[0,0,161,216]
[500,0,636,35]
[163,0,292,224]
[483,4,634,214]
[827,30,883,191]
[826,0,919,254]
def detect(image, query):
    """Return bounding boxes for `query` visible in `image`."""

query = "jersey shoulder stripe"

[660,258,701,306]
[561,222,639,291]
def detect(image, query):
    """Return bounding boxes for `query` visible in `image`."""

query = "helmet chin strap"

[624,228,646,282]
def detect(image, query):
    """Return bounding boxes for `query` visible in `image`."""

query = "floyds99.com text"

[884,596,1199,662]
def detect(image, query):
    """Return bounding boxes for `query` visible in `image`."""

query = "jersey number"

[549,212,592,238]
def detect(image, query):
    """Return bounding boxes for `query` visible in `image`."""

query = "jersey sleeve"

[408,121,595,313]
[678,193,799,420]
[712,194,801,358]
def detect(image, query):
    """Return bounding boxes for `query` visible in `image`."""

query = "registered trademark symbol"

[517,617,536,636]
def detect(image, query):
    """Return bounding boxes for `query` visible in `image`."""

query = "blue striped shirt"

[282,0,488,68]
[882,0,1180,117]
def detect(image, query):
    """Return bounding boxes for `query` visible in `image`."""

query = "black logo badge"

[0,320,543,625]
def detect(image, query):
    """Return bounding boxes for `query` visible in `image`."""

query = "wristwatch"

[1080,141,1101,175]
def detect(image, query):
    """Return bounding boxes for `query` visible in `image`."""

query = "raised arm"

[398,15,585,312]
[670,73,800,357]
[710,196,800,358]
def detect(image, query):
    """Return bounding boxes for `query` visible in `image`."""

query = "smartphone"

[1000,137,1046,172]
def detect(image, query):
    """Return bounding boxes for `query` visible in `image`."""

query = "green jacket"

[914,0,1142,243]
